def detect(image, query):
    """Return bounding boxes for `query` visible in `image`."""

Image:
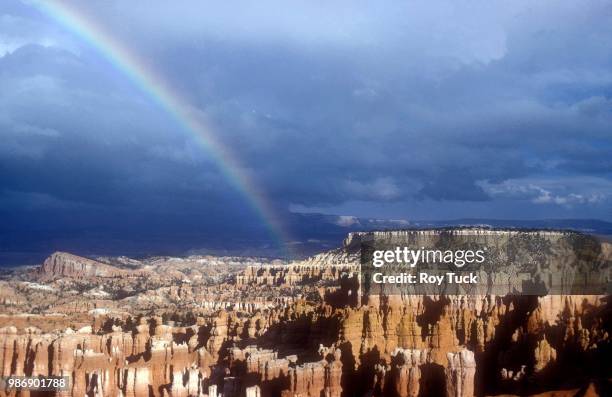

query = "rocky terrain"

[0,229,610,397]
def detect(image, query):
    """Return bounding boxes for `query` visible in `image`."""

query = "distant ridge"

[419,218,612,235]
[1,217,610,266]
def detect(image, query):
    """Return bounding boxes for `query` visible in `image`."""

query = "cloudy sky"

[1,0,611,257]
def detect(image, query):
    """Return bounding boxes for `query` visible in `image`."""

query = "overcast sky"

[1,0,611,247]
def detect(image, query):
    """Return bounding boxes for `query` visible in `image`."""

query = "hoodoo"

[0,229,609,396]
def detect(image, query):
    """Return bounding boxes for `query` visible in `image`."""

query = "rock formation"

[446,349,476,397]
[40,251,129,279]
[0,228,609,396]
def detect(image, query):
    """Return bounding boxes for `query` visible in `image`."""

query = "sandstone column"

[445,349,476,397]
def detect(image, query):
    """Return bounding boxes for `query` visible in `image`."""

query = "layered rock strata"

[0,229,609,396]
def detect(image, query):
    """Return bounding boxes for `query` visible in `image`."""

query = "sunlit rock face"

[0,228,610,396]
[41,252,130,279]
[354,229,611,297]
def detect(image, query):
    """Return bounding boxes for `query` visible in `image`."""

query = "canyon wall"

[0,229,610,396]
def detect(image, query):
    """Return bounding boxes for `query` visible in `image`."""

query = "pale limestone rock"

[445,349,476,397]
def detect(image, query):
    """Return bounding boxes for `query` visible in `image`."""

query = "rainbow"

[32,1,291,254]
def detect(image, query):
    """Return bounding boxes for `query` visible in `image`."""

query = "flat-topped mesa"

[346,227,579,241]
[352,227,611,298]
[344,227,597,252]
[40,252,129,279]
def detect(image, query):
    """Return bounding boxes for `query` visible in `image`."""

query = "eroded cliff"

[0,228,610,397]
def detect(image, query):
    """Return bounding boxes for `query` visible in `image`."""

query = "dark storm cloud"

[1,0,611,229]
[0,44,244,218]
